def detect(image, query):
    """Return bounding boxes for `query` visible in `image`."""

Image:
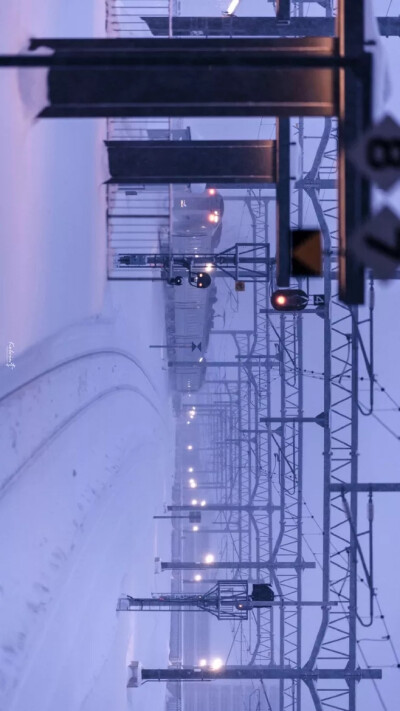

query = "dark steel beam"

[338,1,370,304]
[0,38,338,118]
[140,17,400,38]
[276,0,290,21]
[276,117,291,286]
[331,483,400,492]
[137,666,381,682]
[106,140,276,183]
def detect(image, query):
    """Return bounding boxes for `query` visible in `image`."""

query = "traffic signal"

[168,276,183,286]
[189,272,212,289]
[271,289,309,311]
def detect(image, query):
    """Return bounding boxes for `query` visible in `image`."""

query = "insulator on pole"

[367,494,374,522]
[368,282,375,310]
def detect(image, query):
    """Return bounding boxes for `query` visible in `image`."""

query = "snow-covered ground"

[0,285,175,711]
[0,3,175,711]
[0,1,108,361]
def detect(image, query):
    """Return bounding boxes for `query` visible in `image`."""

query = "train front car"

[173,187,224,240]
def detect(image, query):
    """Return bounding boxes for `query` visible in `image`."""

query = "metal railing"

[106,0,177,38]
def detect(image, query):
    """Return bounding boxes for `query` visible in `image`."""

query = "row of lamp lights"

[185,419,224,670]
[186,405,196,426]
[198,657,224,670]
[187,428,216,572]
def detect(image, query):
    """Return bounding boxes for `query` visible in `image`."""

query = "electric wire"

[301,497,400,672]
[357,639,388,711]
[300,521,393,710]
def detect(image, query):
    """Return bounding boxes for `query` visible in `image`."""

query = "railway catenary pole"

[168,504,279,513]
[298,122,363,711]
[127,663,381,687]
[161,561,315,571]
[240,184,305,703]
[245,191,276,668]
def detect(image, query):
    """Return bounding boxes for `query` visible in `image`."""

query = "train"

[173,187,225,239]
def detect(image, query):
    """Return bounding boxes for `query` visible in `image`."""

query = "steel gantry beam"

[127,662,381,687]
[3,37,338,118]
[295,111,372,711]
[116,580,275,619]
[141,16,400,39]
[243,192,276,669]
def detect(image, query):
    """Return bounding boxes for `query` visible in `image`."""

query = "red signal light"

[271,289,308,311]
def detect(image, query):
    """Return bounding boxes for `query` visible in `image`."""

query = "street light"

[199,658,207,667]
[189,479,197,488]
[192,525,199,532]
[200,500,207,507]
[188,467,194,473]
[187,444,193,451]
[204,553,215,564]
[210,658,224,671]
[194,574,203,582]
[191,499,198,506]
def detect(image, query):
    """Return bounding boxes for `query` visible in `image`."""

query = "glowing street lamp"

[189,479,197,488]
[194,574,203,582]
[210,657,224,671]
[188,467,194,473]
[204,553,215,564]
[192,525,199,532]
[191,499,198,506]
[187,444,193,451]
[200,500,207,507]
[199,658,207,667]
